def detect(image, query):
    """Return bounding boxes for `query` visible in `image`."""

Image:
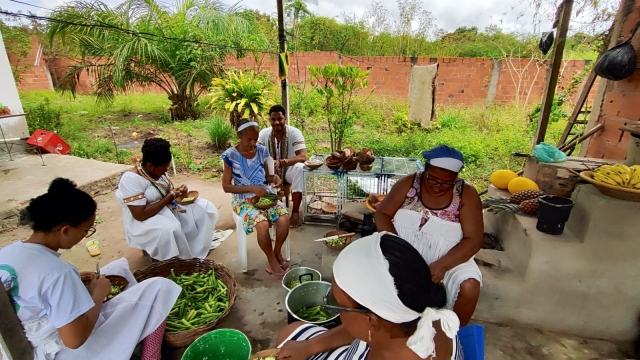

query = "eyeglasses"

[83,227,97,238]
[323,286,370,314]
[425,173,456,188]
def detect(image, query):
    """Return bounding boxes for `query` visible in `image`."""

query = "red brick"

[586,138,607,158]
[604,143,629,160]
[618,94,640,120]
[602,92,624,116]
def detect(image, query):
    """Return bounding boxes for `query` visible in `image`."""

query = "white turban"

[333,232,460,358]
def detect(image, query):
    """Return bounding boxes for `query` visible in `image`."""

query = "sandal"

[265,267,285,280]
[86,240,101,257]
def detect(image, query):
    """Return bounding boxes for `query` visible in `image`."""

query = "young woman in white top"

[0,178,181,360]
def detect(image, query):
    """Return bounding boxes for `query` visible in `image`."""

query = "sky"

[2,0,616,35]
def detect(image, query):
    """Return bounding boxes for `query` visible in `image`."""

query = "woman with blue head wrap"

[375,145,483,326]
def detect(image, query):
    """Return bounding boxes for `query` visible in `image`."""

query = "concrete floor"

[0,155,633,359]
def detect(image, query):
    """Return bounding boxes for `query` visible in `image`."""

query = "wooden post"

[0,289,33,360]
[533,0,574,146]
[557,68,598,147]
[276,0,290,124]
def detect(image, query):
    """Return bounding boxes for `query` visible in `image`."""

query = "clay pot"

[342,157,358,171]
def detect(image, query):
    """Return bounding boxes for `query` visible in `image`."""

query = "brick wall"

[11,42,598,105]
[226,52,596,105]
[8,37,52,91]
[585,0,640,160]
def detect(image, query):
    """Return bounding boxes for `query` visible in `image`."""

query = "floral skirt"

[232,198,289,235]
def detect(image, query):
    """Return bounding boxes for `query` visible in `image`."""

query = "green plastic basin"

[181,329,251,360]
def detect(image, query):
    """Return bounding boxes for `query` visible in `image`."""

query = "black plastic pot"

[536,195,575,235]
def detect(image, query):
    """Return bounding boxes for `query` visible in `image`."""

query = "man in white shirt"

[258,105,307,228]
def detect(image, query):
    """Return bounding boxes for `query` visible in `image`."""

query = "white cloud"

[4,0,615,35]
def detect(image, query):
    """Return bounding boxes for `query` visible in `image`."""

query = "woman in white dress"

[116,138,219,261]
[375,145,483,326]
[0,178,181,360]
[277,233,463,360]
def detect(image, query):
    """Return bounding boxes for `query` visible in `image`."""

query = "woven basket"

[323,230,354,250]
[133,258,238,347]
[251,349,280,359]
[580,171,640,202]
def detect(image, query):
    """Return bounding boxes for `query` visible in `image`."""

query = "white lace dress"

[115,171,218,261]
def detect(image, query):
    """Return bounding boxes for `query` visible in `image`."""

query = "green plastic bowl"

[181,329,251,360]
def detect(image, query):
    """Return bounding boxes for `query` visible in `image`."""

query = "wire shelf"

[302,154,423,225]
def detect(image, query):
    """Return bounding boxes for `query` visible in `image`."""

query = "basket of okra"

[134,258,238,347]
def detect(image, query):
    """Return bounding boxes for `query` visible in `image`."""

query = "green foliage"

[47,0,267,120]
[309,64,372,151]
[205,116,235,149]
[25,98,62,134]
[207,70,275,126]
[436,113,464,129]
[0,20,32,83]
[527,94,569,132]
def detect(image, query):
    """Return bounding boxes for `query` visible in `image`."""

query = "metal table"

[302,154,424,225]
[0,114,45,164]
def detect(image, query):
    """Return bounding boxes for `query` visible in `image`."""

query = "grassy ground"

[19,90,568,190]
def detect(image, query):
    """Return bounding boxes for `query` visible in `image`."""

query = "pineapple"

[487,199,538,215]
[510,190,544,205]
[519,199,539,215]
[482,196,510,209]
[487,203,520,214]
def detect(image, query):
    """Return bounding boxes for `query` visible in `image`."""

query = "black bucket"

[536,195,575,235]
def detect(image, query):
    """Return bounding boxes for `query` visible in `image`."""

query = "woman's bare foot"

[275,253,290,271]
[266,266,286,280]
[289,212,302,228]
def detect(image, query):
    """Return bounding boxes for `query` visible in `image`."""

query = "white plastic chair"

[233,211,291,273]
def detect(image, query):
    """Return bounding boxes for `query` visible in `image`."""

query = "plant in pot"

[0,104,10,115]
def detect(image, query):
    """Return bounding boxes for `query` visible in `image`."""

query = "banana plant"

[207,70,276,127]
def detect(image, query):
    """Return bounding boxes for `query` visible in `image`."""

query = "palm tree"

[48,0,267,120]
[285,0,317,30]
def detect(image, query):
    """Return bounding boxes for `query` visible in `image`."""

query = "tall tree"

[48,0,267,120]
[285,0,317,28]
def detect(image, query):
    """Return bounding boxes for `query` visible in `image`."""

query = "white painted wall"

[0,28,29,140]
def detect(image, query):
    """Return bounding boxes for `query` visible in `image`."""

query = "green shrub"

[437,113,464,129]
[25,98,62,134]
[205,116,235,149]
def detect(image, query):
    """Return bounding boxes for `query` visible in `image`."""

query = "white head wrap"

[333,232,460,358]
[237,121,259,132]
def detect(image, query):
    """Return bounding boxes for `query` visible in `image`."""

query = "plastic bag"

[533,142,567,163]
[538,31,555,55]
[594,23,639,81]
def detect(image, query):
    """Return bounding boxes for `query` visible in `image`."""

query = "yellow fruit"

[631,166,640,186]
[507,177,540,194]
[610,164,631,186]
[592,172,618,186]
[490,170,519,190]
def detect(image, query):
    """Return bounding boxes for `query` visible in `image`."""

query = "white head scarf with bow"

[333,232,460,358]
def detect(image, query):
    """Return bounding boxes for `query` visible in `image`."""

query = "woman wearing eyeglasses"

[0,178,180,360]
[277,232,463,360]
[374,145,483,326]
